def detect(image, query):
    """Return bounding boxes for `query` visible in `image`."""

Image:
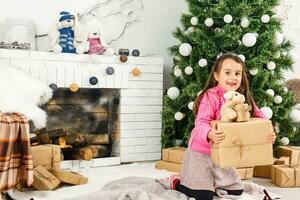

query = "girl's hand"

[268,131,276,144]
[208,121,225,144]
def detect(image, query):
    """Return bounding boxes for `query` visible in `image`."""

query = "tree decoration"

[223,14,233,23]
[167,87,180,100]
[190,17,198,25]
[260,106,273,119]
[240,17,249,28]
[49,83,58,91]
[174,112,184,120]
[249,68,258,75]
[120,54,128,62]
[242,33,257,47]
[188,101,194,110]
[132,49,140,57]
[274,95,283,104]
[198,58,208,67]
[184,66,193,75]
[174,68,182,77]
[261,14,270,23]
[267,61,276,70]
[204,18,214,27]
[266,89,275,96]
[238,54,245,62]
[179,43,192,56]
[274,32,284,45]
[280,137,289,146]
[106,67,115,75]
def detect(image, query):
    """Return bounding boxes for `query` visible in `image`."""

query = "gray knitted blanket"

[91,177,190,200]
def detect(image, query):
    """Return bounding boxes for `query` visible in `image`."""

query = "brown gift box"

[31,144,61,170]
[50,169,88,185]
[276,146,300,165]
[162,147,186,164]
[253,157,290,178]
[32,166,61,190]
[237,167,253,180]
[271,165,300,187]
[211,118,273,168]
[156,160,181,173]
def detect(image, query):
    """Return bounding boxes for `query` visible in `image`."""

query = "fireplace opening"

[37,88,120,161]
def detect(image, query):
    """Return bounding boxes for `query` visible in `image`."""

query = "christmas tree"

[162,0,300,148]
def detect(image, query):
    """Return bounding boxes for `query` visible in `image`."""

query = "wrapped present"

[32,166,61,190]
[237,167,253,180]
[162,147,186,164]
[254,157,290,178]
[31,144,61,170]
[156,160,181,173]
[211,118,273,168]
[271,165,300,187]
[276,146,300,165]
[50,169,88,185]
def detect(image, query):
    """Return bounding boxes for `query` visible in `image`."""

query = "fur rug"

[0,64,52,129]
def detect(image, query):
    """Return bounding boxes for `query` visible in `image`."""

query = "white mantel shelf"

[0,49,164,166]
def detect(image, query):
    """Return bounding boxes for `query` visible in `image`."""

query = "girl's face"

[213,58,243,91]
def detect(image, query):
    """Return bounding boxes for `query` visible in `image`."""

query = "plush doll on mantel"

[220,91,252,122]
[49,11,86,54]
[85,27,114,55]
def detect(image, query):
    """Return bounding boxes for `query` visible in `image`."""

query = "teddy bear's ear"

[224,91,235,100]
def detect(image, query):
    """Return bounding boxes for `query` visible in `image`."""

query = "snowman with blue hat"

[49,11,86,54]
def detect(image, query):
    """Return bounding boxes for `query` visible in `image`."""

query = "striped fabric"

[0,112,33,191]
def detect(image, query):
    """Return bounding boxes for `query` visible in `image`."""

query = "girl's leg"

[175,183,214,200]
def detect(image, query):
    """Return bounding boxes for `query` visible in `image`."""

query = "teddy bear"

[85,27,114,55]
[49,11,86,54]
[220,91,251,122]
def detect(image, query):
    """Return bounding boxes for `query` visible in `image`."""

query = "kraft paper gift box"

[211,118,273,168]
[156,160,181,173]
[254,157,290,178]
[31,144,61,170]
[32,166,61,190]
[162,147,186,164]
[50,169,88,185]
[237,167,253,180]
[276,146,300,165]
[271,165,300,187]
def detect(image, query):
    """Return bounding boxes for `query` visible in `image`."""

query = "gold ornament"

[132,67,141,76]
[69,83,79,92]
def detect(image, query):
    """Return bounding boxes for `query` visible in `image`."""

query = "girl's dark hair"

[193,53,255,116]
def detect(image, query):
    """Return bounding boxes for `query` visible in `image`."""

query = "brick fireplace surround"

[0,49,163,169]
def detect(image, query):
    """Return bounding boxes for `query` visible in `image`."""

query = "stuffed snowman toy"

[49,11,85,54]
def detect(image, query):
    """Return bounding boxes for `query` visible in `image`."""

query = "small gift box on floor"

[162,147,186,164]
[237,167,253,180]
[156,160,181,173]
[271,165,300,187]
[253,156,290,178]
[211,118,273,168]
[276,146,300,165]
[31,144,61,170]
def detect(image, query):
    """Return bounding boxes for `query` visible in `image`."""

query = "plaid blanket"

[0,112,33,191]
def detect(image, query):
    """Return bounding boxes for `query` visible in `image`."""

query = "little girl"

[162,54,276,200]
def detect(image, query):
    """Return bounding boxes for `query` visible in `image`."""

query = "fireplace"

[0,49,163,168]
[40,88,120,161]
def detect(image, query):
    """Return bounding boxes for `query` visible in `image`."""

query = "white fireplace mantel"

[0,49,163,168]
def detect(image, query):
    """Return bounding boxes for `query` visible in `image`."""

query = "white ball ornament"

[187,27,195,33]
[238,54,246,62]
[224,14,233,23]
[280,137,290,146]
[289,109,300,123]
[274,95,283,104]
[191,17,198,25]
[240,17,249,28]
[260,106,273,119]
[281,51,288,56]
[188,101,194,110]
[179,43,192,56]
[249,68,258,75]
[174,112,184,121]
[174,68,182,77]
[274,51,281,59]
[267,61,276,70]
[261,14,270,23]
[184,66,193,75]
[283,87,288,93]
[275,32,284,45]
[205,18,214,27]
[197,90,203,96]
[242,33,257,47]
[167,87,180,100]
[198,58,208,67]
[266,89,275,96]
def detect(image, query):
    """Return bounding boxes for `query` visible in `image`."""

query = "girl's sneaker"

[155,174,180,190]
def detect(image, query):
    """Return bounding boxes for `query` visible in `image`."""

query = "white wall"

[0,0,298,88]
